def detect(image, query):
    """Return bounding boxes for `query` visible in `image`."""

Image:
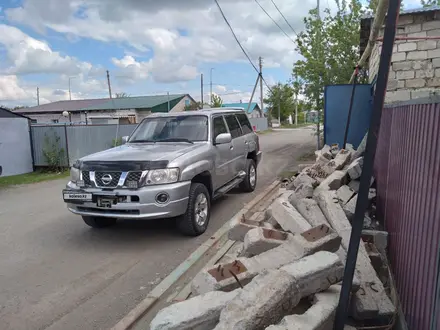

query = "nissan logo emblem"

[101,174,113,185]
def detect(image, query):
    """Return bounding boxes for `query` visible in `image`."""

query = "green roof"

[80,94,186,111]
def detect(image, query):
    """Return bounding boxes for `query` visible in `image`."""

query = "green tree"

[115,92,130,98]
[264,83,295,122]
[421,0,439,6]
[292,0,366,113]
[184,101,203,110]
[211,94,223,107]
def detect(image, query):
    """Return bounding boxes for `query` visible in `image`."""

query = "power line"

[254,0,296,45]
[269,0,299,36]
[214,0,274,93]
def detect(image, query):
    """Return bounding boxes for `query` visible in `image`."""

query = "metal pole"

[278,91,281,123]
[210,68,214,106]
[343,66,360,149]
[107,70,113,99]
[68,78,72,101]
[333,0,401,328]
[37,87,40,106]
[167,92,170,112]
[247,74,261,113]
[259,57,265,121]
[316,0,321,149]
[201,74,204,107]
[295,90,298,125]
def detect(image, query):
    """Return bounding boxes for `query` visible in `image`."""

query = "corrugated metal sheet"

[374,103,440,330]
[31,126,69,167]
[249,117,268,131]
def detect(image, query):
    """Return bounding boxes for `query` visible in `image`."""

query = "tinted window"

[213,116,227,139]
[236,113,253,134]
[225,115,242,139]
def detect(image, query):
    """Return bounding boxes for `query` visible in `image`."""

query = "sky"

[0,0,421,107]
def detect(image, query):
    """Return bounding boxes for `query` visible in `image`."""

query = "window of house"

[225,115,242,139]
[213,116,227,140]
[236,113,253,134]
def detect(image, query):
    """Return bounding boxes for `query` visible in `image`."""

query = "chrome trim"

[118,172,128,187]
[90,171,96,187]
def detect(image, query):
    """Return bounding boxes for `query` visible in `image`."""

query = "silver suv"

[62,108,262,236]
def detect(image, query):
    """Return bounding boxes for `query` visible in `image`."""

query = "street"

[0,128,315,330]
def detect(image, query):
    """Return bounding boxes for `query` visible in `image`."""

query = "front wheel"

[240,159,257,192]
[177,183,211,236]
[82,216,117,228]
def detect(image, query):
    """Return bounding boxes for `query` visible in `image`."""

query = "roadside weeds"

[0,170,69,188]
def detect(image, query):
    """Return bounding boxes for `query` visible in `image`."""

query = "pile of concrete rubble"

[150,142,395,330]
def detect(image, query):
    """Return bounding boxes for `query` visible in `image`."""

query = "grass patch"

[297,150,316,162]
[256,129,273,135]
[0,169,69,188]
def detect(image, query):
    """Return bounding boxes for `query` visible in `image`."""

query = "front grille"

[95,172,121,187]
[126,171,142,183]
[82,171,91,186]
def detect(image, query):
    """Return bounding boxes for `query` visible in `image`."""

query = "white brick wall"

[368,11,440,103]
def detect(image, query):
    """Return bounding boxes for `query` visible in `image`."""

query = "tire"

[82,216,117,228]
[177,183,211,236]
[240,159,257,192]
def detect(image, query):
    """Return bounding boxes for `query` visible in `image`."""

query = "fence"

[374,101,440,330]
[31,118,269,167]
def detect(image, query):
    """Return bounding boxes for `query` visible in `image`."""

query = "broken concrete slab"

[362,230,388,257]
[269,192,312,233]
[343,194,357,221]
[293,173,319,189]
[290,198,329,228]
[305,163,329,182]
[348,180,360,192]
[369,188,377,200]
[347,157,363,180]
[242,227,292,257]
[337,185,356,205]
[316,191,396,320]
[214,251,344,330]
[192,224,341,295]
[314,170,348,196]
[150,290,240,330]
[266,285,341,330]
[294,183,314,199]
[322,149,352,175]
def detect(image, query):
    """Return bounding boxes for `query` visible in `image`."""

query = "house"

[221,102,263,118]
[361,6,440,103]
[14,94,196,124]
[0,107,33,176]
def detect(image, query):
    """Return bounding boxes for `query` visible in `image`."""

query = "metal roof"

[0,107,31,119]
[81,94,187,111]
[222,102,260,114]
[15,98,108,114]
[362,5,440,19]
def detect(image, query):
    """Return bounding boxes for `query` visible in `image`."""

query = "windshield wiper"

[156,138,194,144]
[129,139,156,143]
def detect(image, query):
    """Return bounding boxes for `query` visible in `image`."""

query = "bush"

[42,130,66,172]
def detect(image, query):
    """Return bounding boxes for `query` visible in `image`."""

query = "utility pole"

[210,68,214,106]
[68,78,72,100]
[106,70,113,99]
[201,74,204,107]
[316,0,321,149]
[37,87,40,106]
[295,90,298,125]
[278,91,281,123]
[259,57,265,121]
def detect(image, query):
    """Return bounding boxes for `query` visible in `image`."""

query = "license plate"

[64,193,92,201]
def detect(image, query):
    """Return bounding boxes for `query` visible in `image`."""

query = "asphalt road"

[0,128,315,330]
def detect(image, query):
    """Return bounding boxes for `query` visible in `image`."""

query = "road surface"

[0,128,315,330]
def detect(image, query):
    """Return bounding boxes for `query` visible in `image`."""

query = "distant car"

[271,119,281,128]
[62,108,262,236]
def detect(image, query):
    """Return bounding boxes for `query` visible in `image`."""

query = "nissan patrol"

[62,108,262,236]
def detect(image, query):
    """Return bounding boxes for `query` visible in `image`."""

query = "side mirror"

[122,136,129,144]
[215,133,232,145]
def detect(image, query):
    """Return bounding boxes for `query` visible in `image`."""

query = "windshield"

[128,115,208,143]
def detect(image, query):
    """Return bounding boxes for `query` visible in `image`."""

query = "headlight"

[144,168,180,185]
[70,167,80,182]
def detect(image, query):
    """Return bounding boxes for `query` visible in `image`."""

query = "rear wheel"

[177,183,211,236]
[240,159,257,192]
[82,216,117,228]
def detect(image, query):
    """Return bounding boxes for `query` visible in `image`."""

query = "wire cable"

[254,0,296,45]
[269,0,299,36]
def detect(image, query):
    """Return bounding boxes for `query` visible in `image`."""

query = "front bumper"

[63,181,191,219]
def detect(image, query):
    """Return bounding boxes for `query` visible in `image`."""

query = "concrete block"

[343,194,357,221]
[428,48,440,59]
[427,77,440,87]
[405,23,422,34]
[228,217,259,242]
[314,170,348,196]
[294,183,314,199]
[192,225,341,295]
[391,52,406,62]
[322,149,352,175]
[407,51,428,61]
[417,39,438,50]
[392,60,412,71]
[406,78,426,88]
[385,90,411,103]
[398,42,417,52]
[427,28,440,36]
[293,172,319,189]
[293,198,330,227]
[242,227,292,257]
[305,163,330,182]
[316,191,395,320]
[297,163,313,172]
[347,157,363,179]
[396,70,415,79]
[423,19,440,31]
[266,285,341,330]
[415,68,435,79]
[413,60,431,70]
[150,290,240,330]
[269,192,312,233]
[337,185,356,205]
[214,252,344,330]
[362,229,388,257]
[433,58,440,68]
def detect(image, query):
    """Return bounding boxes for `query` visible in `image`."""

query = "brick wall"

[368,11,440,103]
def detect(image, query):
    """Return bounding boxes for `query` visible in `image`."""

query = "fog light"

[156,193,169,204]
[126,180,139,189]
